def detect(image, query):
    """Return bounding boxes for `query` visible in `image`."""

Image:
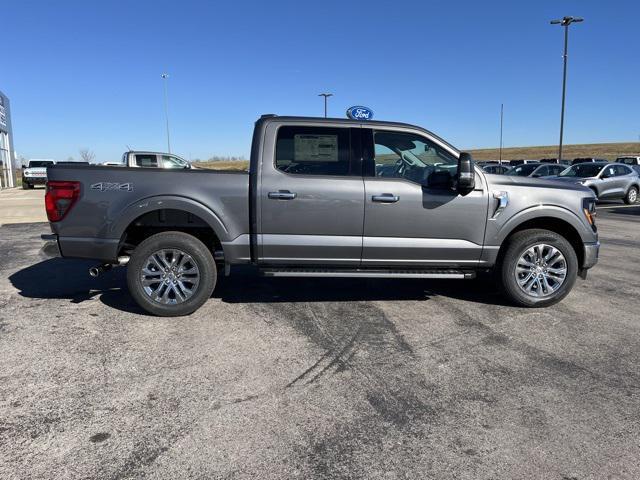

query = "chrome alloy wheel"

[629,188,638,203]
[515,244,567,298]
[140,249,200,305]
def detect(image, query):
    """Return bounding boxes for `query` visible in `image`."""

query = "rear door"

[360,128,489,267]
[258,122,365,265]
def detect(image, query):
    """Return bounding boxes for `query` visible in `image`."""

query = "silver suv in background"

[616,156,640,175]
[550,162,639,204]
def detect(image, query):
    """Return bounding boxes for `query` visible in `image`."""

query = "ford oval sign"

[346,106,374,120]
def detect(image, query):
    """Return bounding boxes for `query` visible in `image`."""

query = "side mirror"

[456,152,475,195]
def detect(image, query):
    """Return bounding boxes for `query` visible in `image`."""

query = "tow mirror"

[456,152,475,195]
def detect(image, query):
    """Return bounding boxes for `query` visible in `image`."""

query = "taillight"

[45,181,80,222]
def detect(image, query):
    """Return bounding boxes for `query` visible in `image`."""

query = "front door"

[259,124,364,265]
[361,128,489,267]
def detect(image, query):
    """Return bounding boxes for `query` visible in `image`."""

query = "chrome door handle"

[372,194,400,203]
[268,190,296,200]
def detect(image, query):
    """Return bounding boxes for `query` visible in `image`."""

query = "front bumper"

[582,241,600,269]
[23,176,47,185]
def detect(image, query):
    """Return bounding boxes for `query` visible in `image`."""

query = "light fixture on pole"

[550,16,583,162]
[161,73,171,153]
[318,93,333,118]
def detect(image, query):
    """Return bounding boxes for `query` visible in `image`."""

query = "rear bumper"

[41,233,119,262]
[582,241,600,269]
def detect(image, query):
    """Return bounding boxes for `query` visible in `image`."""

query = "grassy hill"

[469,142,639,162]
[194,142,640,171]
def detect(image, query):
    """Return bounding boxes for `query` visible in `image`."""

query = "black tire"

[624,186,638,205]
[500,229,578,308]
[22,182,29,189]
[126,231,217,317]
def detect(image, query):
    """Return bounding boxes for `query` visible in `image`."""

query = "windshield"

[506,164,539,176]
[558,164,604,178]
[28,161,54,168]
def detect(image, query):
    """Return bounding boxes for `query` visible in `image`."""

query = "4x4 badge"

[90,182,133,192]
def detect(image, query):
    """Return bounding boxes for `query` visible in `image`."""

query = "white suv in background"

[21,159,55,189]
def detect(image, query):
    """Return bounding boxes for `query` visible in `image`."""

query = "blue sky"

[2,0,639,162]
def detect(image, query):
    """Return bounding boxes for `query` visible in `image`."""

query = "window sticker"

[294,134,338,162]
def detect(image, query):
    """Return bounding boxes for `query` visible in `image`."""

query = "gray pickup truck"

[43,115,599,316]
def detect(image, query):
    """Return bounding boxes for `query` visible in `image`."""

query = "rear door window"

[275,126,353,176]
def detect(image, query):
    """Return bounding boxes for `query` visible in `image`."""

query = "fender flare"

[491,204,591,245]
[110,195,230,243]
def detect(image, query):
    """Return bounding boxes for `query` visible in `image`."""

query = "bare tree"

[79,149,95,163]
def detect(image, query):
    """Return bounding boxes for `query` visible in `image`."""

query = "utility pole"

[318,93,333,118]
[499,103,504,164]
[161,73,171,153]
[550,16,583,162]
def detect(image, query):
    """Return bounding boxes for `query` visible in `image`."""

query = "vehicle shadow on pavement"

[215,266,511,307]
[9,260,511,314]
[8,258,145,314]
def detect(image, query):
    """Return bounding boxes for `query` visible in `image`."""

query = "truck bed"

[46,164,250,260]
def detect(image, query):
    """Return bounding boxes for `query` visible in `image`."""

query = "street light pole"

[550,16,583,162]
[318,93,333,118]
[161,73,171,153]
[499,103,504,164]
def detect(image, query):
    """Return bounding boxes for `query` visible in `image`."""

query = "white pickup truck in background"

[110,151,192,169]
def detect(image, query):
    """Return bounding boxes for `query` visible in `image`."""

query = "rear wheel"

[126,231,217,316]
[624,186,638,205]
[500,229,578,307]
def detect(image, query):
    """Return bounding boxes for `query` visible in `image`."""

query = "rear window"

[135,154,158,167]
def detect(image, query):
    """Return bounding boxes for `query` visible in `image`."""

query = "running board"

[260,268,476,279]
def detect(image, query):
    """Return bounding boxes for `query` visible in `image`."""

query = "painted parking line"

[597,204,640,209]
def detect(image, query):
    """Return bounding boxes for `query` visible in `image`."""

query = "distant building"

[0,90,16,188]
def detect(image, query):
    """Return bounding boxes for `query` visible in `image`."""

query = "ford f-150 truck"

[42,115,599,316]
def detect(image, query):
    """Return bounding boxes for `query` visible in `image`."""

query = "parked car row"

[479,159,640,204]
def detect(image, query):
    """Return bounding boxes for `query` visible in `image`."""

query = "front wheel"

[624,186,638,205]
[500,229,578,308]
[126,231,217,316]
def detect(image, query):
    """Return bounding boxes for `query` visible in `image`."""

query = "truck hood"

[492,175,591,193]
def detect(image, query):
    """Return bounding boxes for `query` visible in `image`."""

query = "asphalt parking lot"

[1,200,639,479]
